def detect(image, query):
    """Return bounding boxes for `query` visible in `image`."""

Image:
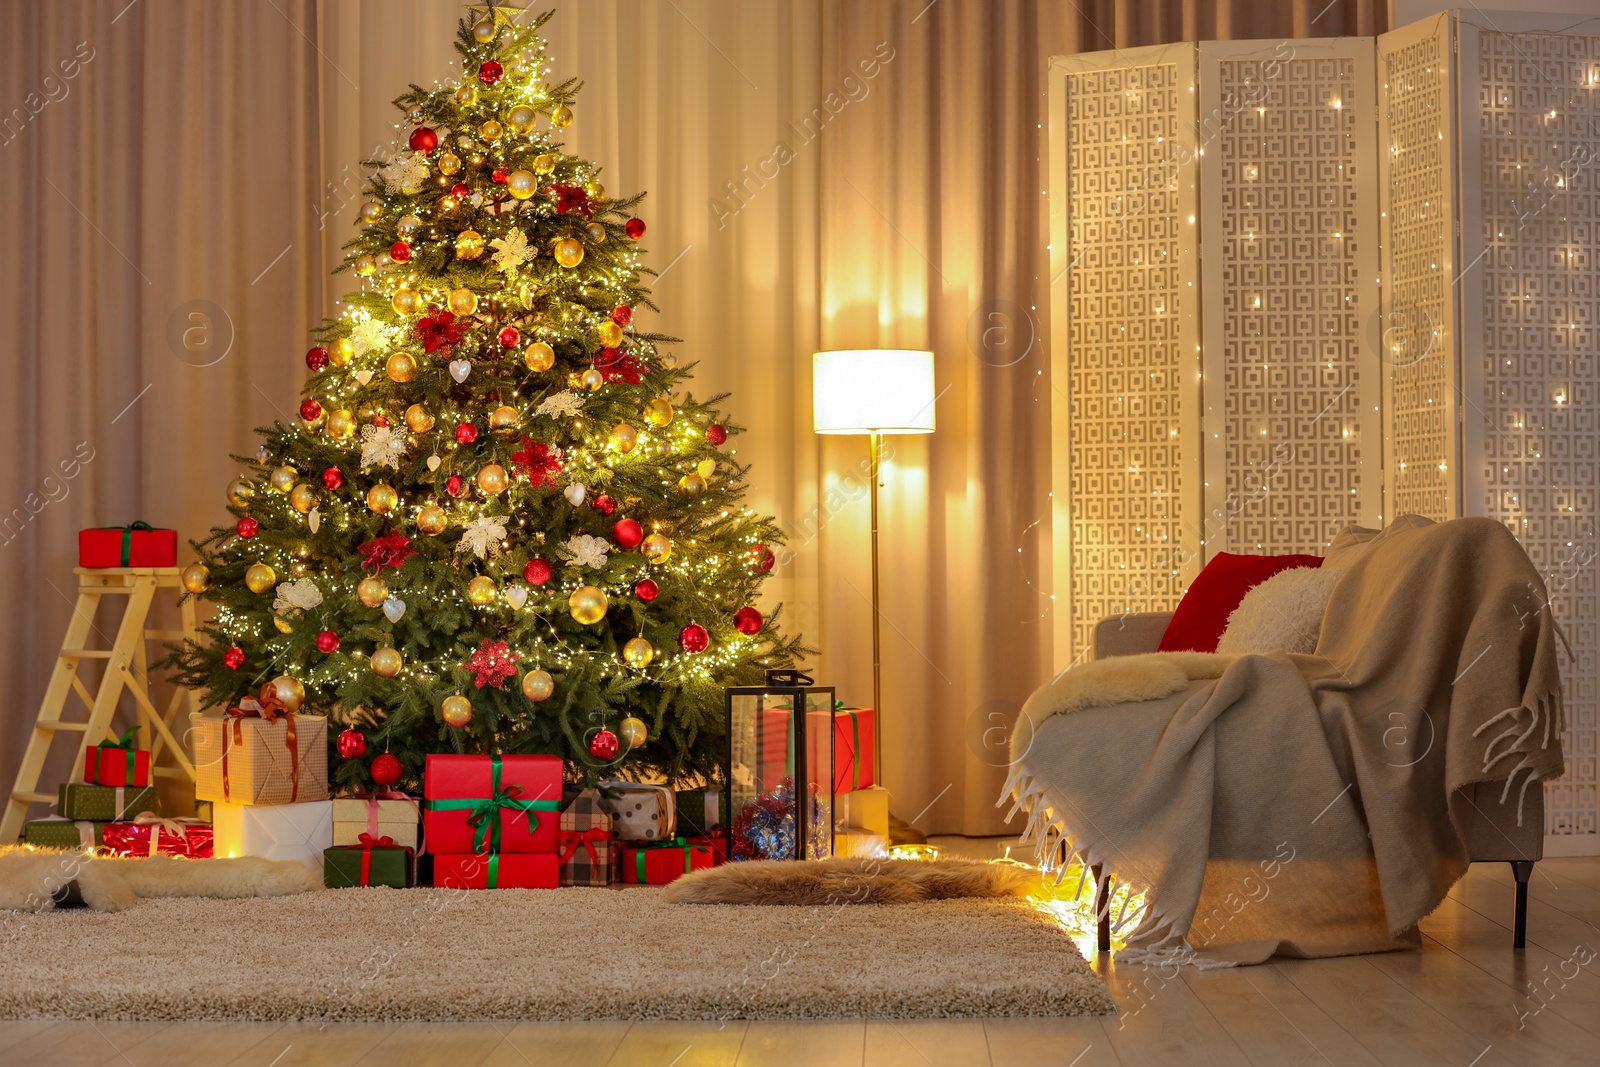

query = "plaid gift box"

[557,789,612,887]
[58,783,158,822]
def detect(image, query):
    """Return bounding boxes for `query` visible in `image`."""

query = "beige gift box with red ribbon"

[191,710,328,805]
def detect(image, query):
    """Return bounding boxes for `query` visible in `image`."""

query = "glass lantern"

[724,668,835,861]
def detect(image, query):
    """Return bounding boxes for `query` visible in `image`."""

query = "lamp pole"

[870,430,925,846]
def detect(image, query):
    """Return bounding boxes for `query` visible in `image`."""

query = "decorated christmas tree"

[171,2,805,793]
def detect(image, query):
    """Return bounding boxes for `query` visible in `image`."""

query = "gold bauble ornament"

[245,563,276,594]
[533,153,556,174]
[581,368,604,391]
[551,105,573,128]
[618,715,648,748]
[290,483,317,514]
[584,180,605,201]
[386,352,417,383]
[455,81,479,104]
[476,463,509,495]
[642,533,672,563]
[359,201,382,223]
[568,585,608,625]
[597,320,624,347]
[404,404,435,433]
[370,647,402,678]
[507,105,536,133]
[357,575,388,607]
[269,466,296,494]
[622,637,654,669]
[507,169,538,200]
[396,214,422,236]
[392,287,424,316]
[644,398,674,427]
[585,221,606,243]
[226,477,255,508]
[552,237,584,268]
[354,254,376,277]
[455,229,485,260]
[523,341,555,371]
[438,152,462,176]
[680,473,707,495]
[416,504,448,536]
[331,337,355,366]
[273,615,295,634]
[367,483,398,514]
[522,669,554,702]
[609,422,638,453]
[466,574,498,605]
[181,563,210,594]
[489,405,520,430]
[696,458,716,480]
[327,409,356,439]
[441,694,473,728]
[471,17,496,41]
[478,120,503,143]
[268,674,305,713]
[447,287,478,316]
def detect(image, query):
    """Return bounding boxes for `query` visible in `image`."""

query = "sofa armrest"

[1094,612,1173,659]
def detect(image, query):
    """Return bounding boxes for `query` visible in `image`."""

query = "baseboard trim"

[1544,832,1600,857]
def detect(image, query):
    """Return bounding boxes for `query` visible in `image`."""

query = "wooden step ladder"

[2,567,201,843]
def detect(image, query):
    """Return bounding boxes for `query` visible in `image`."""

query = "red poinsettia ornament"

[509,436,563,487]
[414,307,465,355]
[462,638,519,690]
[358,531,418,572]
[551,183,592,218]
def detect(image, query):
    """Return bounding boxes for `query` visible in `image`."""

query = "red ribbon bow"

[558,825,610,868]
[222,684,299,802]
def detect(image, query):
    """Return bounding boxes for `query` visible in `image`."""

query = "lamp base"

[887,811,926,846]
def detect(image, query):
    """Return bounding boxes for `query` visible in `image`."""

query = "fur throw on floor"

[662,857,1039,906]
[0,847,321,912]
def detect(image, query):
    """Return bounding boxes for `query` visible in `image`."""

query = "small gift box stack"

[323,793,423,889]
[600,782,726,885]
[190,682,331,871]
[832,704,889,859]
[424,754,562,889]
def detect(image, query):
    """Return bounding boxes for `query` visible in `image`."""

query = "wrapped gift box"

[673,787,725,836]
[24,817,105,849]
[558,789,612,887]
[102,816,214,858]
[83,730,150,787]
[832,708,875,793]
[211,799,332,871]
[423,754,561,855]
[599,782,675,841]
[620,839,715,885]
[324,837,416,888]
[78,523,177,568]
[191,710,328,805]
[685,834,727,866]
[433,852,558,889]
[835,785,889,837]
[834,829,889,859]
[331,795,421,850]
[58,783,158,822]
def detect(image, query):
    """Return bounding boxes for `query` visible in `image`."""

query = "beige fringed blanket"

[1004,516,1565,966]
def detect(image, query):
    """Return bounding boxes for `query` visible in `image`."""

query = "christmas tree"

[171,2,806,792]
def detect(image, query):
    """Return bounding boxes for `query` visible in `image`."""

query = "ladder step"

[59,649,115,659]
[35,721,90,732]
[11,791,55,804]
[144,630,188,641]
[152,766,190,779]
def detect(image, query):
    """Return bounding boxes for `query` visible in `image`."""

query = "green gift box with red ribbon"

[324,833,416,889]
[620,836,714,885]
[84,726,149,787]
[78,521,177,568]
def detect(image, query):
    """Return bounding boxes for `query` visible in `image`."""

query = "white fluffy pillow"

[1216,565,1343,656]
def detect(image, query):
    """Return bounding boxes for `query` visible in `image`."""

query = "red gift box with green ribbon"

[620,837,715,885]
[84,726,150,788]
[78,521,177,568]
[422,753,561,854]
[433,851,558,889]
[832,707,875,793]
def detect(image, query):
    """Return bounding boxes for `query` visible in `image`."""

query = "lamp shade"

[812,350,936,434]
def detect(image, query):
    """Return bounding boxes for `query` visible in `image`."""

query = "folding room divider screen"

[1047,10,1600,849]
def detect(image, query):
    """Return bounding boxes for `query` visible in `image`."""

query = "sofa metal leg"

[1510,860,1533,949]
[1092,862,1111,954]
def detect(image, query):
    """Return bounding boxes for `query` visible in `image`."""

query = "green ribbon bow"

[424,755,559,855]
[633,836,710,883]
[95,725,142,784]
[109,521,153,566]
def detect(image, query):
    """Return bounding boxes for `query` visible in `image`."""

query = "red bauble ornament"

[591,493,616,516]
[612,518,643,549]
[390,241,412,262]
[733,606,763,635]
[408,126,438,154]
[705,423,728,446]
[498,326,521,348]
[455,422,479,445]
[336,727,366,759]
[446,474,466,497]
[321,467,344,490]
[611,306,633,325]
[373,416,390,428]
[370,753,403,787]
[492,167,510,184]
[679,623,710,653]
[235,517,258,539]
[450,182,470,200]
[223,646,246,670]
[478,60,503,85]
[634,578,659,602]
[625,217,646,239]
[588,728,620,760]
[749,544,776,572]
[299,399,322,422]
[316,629,340,654]
[524,558,552,585]
[305,346,329,370]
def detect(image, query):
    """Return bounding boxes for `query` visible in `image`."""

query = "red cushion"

[1157,552,1324,653]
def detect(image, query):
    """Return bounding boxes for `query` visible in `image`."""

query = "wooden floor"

[3,856,1597,1066]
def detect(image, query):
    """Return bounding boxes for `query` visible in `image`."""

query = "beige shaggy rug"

[0,888,1115,1021]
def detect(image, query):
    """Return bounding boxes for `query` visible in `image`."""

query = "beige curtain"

[0,0,1382,836]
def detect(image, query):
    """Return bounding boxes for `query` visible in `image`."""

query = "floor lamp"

[813,349,937,846]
